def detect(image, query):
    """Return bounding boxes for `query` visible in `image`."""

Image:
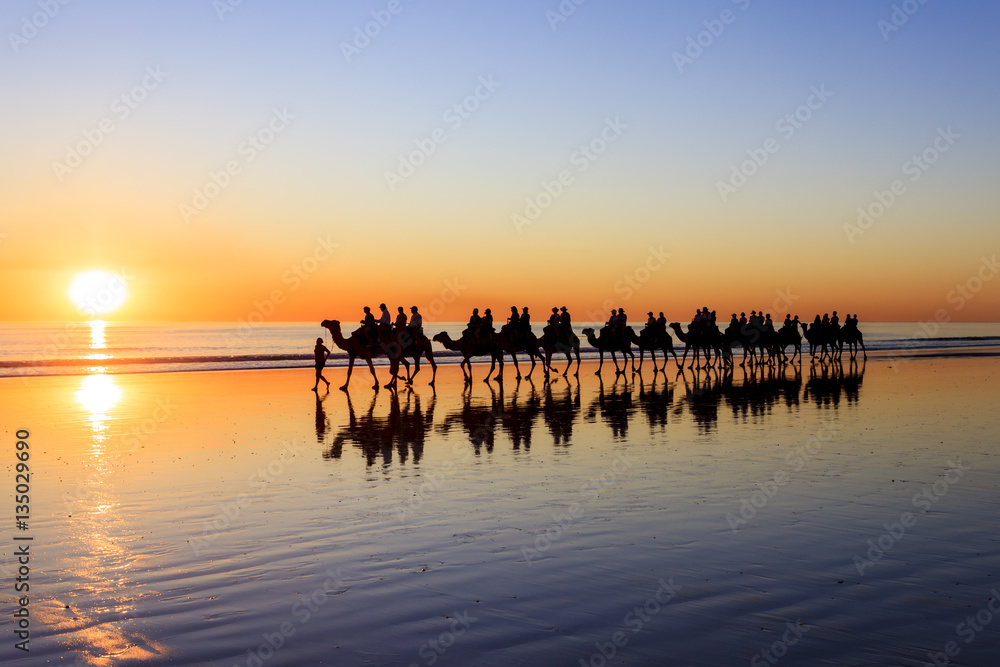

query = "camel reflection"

[326,390,435,466]
[585,377,634,439]
[541,377,580,445]
[437,383,507,455]
[317,361,865,463]
[804,359,865,409]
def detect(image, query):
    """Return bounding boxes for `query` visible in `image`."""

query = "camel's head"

[580,328,595,336]
[320,319,340,330]
[668,322,682,329]
[431,332,449,343]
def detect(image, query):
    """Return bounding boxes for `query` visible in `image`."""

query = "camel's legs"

[595,350,604,375]
[426,351,437,386]
[340,356,356,391]
[365,357,379,390]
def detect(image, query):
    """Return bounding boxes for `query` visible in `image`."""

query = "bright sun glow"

[76,374,123,415]
[69,270,128,316]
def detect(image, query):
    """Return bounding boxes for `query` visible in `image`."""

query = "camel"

[625,326,679,373]
[775,324,802,363]
[580,327,635,375]
[432,332,504,383]
[493,329,547,380]
[800,322,840,361]
[538,325,581,377]
[668,323,714,369]
[838,325,867,361]
[321,320,436,391]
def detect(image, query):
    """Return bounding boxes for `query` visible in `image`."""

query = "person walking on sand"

[312,337,331,391]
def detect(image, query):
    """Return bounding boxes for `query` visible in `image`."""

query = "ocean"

[0,320,998,377]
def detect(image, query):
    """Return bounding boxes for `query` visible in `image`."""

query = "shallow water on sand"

[1,357,998,666]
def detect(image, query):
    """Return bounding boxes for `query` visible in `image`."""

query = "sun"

[68,270,129,316]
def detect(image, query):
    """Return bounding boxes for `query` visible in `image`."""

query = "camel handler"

[312,337,331,391]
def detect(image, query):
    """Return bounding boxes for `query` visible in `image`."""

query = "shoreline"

[2,343,998,380]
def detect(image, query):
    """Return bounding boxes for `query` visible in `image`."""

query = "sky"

[1,0,998,323]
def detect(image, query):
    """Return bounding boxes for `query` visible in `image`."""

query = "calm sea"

[0,320,998,377]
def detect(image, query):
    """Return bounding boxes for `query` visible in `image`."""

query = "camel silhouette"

[626,326,679,373]
[538,326,582,377]
[432,331,506,383]
[580,327,635,375]
[321,319,437,391]
[668,323,714,369]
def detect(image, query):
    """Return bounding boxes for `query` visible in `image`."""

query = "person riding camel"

[377,303,391,341]
[408,306,423,340]
[545,307,560,340]
[504,306,520,337]
[466,308,483,344]
[520,307,531,341]
[559,307,572,343]
[482,308,494,343]
[359,306,376,346]
[656,311,667,334]
[395,306,407,331]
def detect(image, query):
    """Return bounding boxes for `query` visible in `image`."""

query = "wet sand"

[1,355,998,665]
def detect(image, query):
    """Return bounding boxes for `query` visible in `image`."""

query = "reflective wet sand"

[1,356,998,665]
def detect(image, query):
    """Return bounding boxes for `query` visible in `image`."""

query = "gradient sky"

[1,0,998,322]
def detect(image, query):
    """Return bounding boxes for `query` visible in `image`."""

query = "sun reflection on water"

[59,370,166,662]
[75,373,123,441]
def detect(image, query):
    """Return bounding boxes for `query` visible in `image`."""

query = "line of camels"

[320,315,866,391]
